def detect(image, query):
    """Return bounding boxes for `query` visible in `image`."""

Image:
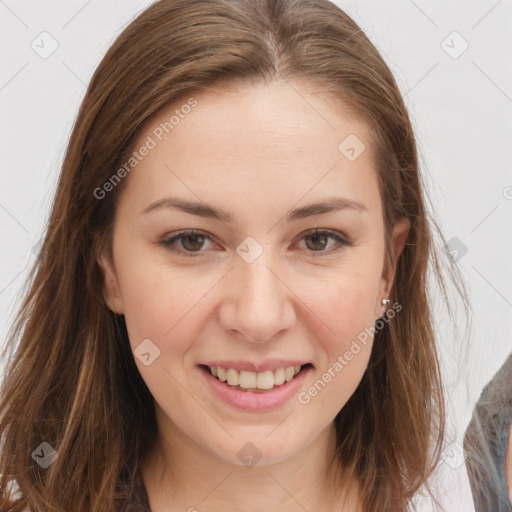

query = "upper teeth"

[209,365,302,390]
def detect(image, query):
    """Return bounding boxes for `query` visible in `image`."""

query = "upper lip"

[199,359,311,373]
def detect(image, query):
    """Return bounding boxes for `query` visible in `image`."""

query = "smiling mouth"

[199,363,313,393]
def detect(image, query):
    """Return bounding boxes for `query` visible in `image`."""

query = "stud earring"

[381,298,390,307]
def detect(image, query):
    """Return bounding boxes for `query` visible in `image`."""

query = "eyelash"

[158,228,353,258]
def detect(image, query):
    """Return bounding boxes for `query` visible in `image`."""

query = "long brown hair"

[0,0,469,510]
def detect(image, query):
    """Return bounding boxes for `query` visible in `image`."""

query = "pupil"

[183,234,204,251]
[307,233,327,251]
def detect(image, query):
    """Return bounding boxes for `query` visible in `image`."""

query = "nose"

[217,248,296,344]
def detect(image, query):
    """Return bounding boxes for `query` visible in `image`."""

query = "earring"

[381,298,390,307]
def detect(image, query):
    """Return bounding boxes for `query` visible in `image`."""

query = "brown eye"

[304,232,330,251]
[297,229,352,255]
[159,230,214,257]
[159,228,352,258]
[179,233,206,252]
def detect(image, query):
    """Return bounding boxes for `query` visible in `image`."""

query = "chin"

[205,431,311,469]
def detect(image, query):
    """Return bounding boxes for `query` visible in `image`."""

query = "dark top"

[464,351,512,512]
[118,466,151,512]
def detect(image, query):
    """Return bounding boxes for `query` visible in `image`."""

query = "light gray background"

[1,1,511,510]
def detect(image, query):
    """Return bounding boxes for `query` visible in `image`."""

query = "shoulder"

[466,351,512,433]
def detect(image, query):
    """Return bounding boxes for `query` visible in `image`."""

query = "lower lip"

[199,365,312,412]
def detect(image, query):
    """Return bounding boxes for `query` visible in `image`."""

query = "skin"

[98,79,410,511]
[507,424,512,503]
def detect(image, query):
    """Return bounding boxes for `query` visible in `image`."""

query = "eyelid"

[158,228,353,257]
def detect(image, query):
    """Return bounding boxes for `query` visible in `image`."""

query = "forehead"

[119,79,381,221]
[147,79,371,161]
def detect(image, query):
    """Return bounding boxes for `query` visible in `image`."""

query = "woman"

[0,0,469,510]
[464,351,512,512]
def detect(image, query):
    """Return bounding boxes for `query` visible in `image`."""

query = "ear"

[97,249,124,315]
[376,216,410,317]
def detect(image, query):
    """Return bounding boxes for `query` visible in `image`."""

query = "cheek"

[294,294,375,419]
[117,259,215,412]
[298,256,381,409]
[112,242,210,361]
[308,252,383,343]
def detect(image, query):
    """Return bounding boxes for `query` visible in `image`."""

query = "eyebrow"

[141,196,367,223]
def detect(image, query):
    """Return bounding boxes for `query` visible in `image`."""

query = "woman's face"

[99,79,409,467]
